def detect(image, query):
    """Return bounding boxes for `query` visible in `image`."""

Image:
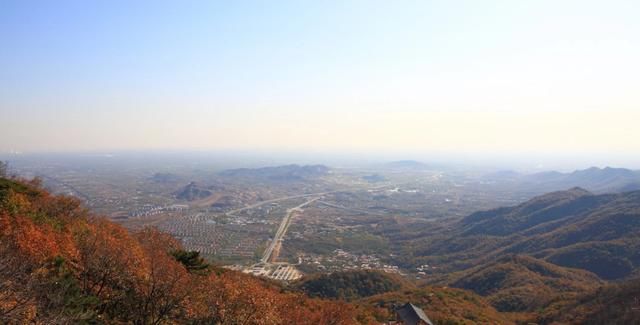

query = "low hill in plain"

[173,181,213,201]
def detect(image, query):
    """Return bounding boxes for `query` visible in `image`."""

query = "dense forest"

[450,255,602,312]
[295,270,407,301]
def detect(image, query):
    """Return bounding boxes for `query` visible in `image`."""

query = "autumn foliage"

[0,177,369,324]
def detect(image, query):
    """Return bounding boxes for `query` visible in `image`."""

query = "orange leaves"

[1,210,61,263]
[187,270,363,324]
[121,227,193,323]
[204,272,284,324]
[277,294,362,325]
[75,217,145,300]
[0,187,82,264]
[32,193,86,225]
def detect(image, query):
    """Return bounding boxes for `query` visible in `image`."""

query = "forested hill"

[539,277,640,324]
[460,187,640,280]
[408,187,640,280]
[295,270,408,301]
[380,186,640,319]
[451,254,602,312]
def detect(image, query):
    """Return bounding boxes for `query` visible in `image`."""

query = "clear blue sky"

[2,0,640,157]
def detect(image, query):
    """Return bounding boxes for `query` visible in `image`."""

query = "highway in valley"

[260,197,318,263]
[225,192,326,218]
[231,184,395,281]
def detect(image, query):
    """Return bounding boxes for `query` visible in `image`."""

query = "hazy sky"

[1,0,639,157]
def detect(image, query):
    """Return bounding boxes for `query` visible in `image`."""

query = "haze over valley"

[2,1,640,324]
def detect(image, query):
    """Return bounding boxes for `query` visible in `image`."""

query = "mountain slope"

[461,187,596,236]
[409,188,640,280]
[451,255,602,312]
[362,286,517,324]
[539,277,640,325]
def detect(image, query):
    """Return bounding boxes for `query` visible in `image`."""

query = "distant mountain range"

[219,164,330,181]
[384,160,432,170]
[149,172,181,184]
[362,174,386,183]
[484,166,640,193]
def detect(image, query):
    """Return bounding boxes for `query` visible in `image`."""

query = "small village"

[300,249,402,274]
